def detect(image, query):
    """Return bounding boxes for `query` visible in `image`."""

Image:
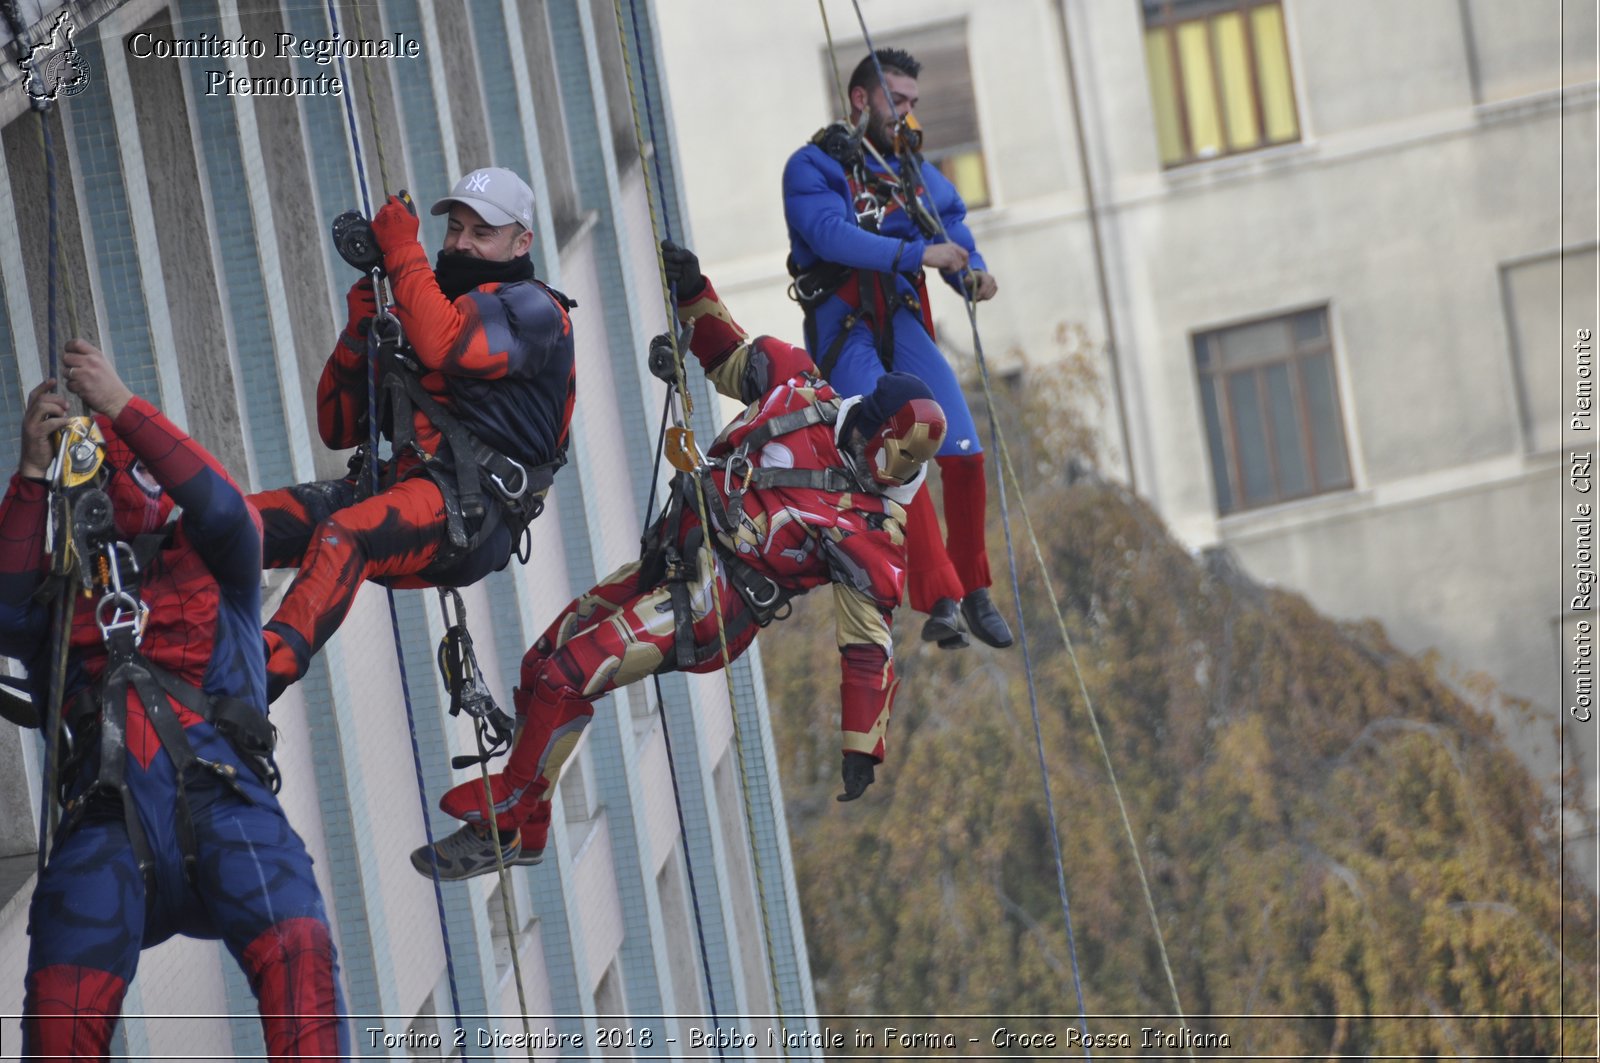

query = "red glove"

[345,278,378,337]
[371,192,420,255]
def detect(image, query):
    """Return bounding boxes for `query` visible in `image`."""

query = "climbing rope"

[322,0,468,1043]
[836,1,1195,1052]
[437,589,537,1063]
[815,0,850,118]
[615,0,792,1049]
[847,22,1093,1048]
[5,0,87,877]
[643,387,727,1050]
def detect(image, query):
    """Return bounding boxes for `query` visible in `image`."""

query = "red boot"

[938,454,1013,648]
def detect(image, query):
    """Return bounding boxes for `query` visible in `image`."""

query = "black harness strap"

[87,670,156,889]
[669,524,703,669]
[377,351,559,569]
[734,401,839,452]
[123,657,203,884]
[744,466,857,492]
[151,665,280,793]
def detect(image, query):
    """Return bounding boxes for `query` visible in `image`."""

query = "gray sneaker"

[411,824,524,881]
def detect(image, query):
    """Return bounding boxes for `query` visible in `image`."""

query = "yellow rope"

[968,321,1194,1045]
[611,0,791,1044]
[820,4,1194,1043]
[816,0,850,117]
[349,0,393,196]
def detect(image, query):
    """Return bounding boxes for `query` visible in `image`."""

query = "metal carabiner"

[95,590,148,647]
[721,448,754,498]
[489,456,530,501]
[744,574,781,610]
[94,542,148,648]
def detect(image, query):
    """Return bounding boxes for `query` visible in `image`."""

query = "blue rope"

[326,0,374,219]
[847,2,1094,1049]
[325,0,466,1041]
[624,0,677,244]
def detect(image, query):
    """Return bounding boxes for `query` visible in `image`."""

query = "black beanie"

[855,371,935,438]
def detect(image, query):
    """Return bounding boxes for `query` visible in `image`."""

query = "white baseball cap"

[430,167,535,229]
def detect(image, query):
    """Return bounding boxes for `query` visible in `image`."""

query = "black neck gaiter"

[433,251,535,301]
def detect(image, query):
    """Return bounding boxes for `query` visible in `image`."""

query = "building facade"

[660,0,1598,855]
[0,0,818,1058]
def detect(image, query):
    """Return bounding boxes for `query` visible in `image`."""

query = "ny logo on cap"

[465,170,491,193]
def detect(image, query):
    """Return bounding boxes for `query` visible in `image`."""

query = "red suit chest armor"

[706,376,908,606]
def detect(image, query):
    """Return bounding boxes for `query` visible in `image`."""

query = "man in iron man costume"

[414,242,944,879]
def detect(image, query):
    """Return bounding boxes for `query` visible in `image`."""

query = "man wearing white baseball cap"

[431,165,536,231]
[252,167,579,703]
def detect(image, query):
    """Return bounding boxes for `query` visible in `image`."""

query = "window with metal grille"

[1141,0,1301,167]
[1195,307,1352,514]
[825,20,990,208]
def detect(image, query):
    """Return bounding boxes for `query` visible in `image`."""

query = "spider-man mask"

[95,417,174,538]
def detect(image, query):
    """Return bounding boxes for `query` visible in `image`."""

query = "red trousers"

[903,452,992,612]
[252,476,449,700]
[440,542,761,843]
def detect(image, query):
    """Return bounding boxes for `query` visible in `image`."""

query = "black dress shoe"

[920,596,969,649]
[961,588,1014,648]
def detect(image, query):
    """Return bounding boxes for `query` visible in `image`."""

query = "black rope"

[323,0,466,1041]
[11,0,79,880]
[644,387,726,1047]
[847,0,1097,1047]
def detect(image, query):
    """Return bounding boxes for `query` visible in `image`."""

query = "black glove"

[647,321,696,383]
[660,239,705,299]
[647,333,676,383]
[836,751,876,802]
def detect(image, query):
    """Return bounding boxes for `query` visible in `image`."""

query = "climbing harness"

[53,520,280,897]
[785,117,938,382]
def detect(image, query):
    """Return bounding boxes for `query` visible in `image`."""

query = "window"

[827,21,990,208]
[1196,307,1352,514]
[1501,245,1599,454]
[1142,0,1300,167]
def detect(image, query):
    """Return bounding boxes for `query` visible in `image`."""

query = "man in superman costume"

[0,340,345,1059]
[784,47,1012,651]
[251,167,576,702]
[413,242,944,880]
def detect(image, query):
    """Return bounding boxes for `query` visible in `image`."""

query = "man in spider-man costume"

[0,341,346,1060]
[784,47,1013,651]
[251,166,576,701]
[413,242,943,880]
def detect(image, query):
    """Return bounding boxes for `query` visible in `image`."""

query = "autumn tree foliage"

[760,356,1595,1058]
